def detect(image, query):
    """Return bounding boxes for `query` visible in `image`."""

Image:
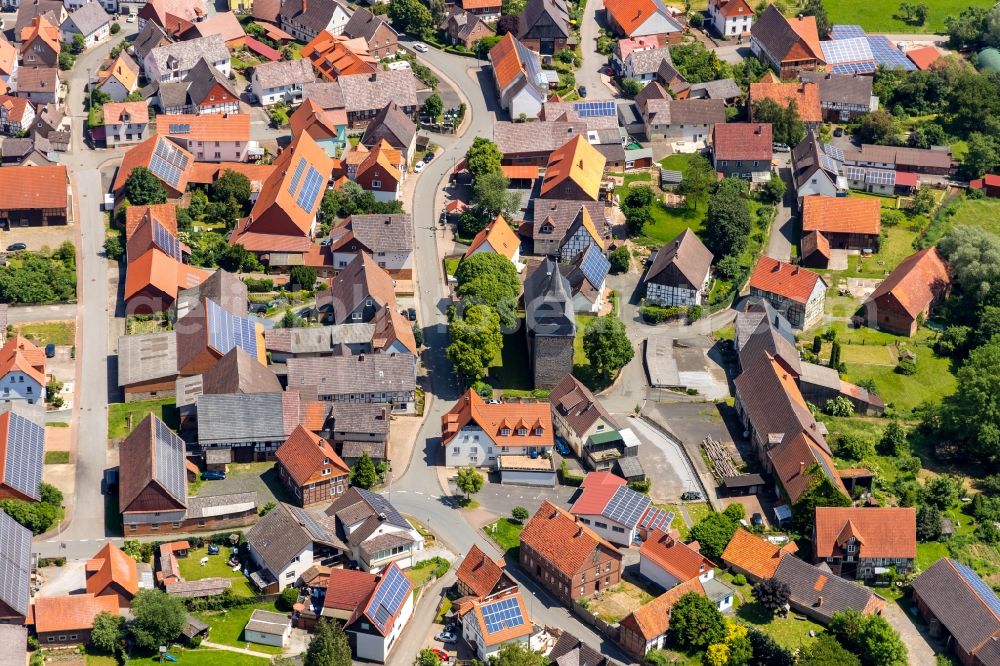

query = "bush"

[559,459,584,486]
[609,245,630,274]
[895,356,917,375]
[688,305,703,322]
[732,573,746,586]
[824,396,855,417]
[641,304,686,323]
[279,587,299,611]
[110,22,121,34]
[628,479,651,493]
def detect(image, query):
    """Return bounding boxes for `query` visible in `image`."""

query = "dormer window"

[322,468,331,476]
[517,428,527,436]
[534,427,543,435]
[500,428,510,436]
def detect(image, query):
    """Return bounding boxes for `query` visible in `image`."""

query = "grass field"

[947,197,1000,237]
[736,602,824,651]
[177,547,256,597]
[444,257,461,277]
[128,649,270,666]
[13,321,75,346]
[196,601,286,655]
[845,348,956,412]
[825,0,993,33]
[625,155,709,246]
[44,451,69,464]
[108,398,179,439]
[657,504,691,539]
[684,501,713,524]
[484,518,522,558]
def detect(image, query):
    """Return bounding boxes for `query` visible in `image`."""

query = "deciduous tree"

[752,578,791,615]
[465,137,503,178]
[129,589,186,650]
[704,178,751,258]
[90,612,125,654]
[124,166,167,206]
[687,510,739,559]
[447,304,502,381]
[304,619,352,666]
[472,171,521,221]
[582,316,634,379]
[456,466,484,499]
[667,592,726,650]
[388,0,434,38]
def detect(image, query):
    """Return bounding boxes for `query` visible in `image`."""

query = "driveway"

[882,601,938,665]
[765,161,794,262]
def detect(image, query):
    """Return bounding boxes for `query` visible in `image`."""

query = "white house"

[326,213,413,277]
[344,563,414,663]
[441,390,554,469]
[250,58,315,107]
[279,0,352,43]
[639,528,716,591]
[59,2,110,47]
[462,591,533,662]
[791,131,848,200]
[490,33,548,120]
[144,35,230,84]
[569,472,672,546]
[708,0,754,38]
[245,502,340,592]
[748,256,827,330]
[324,487,425,572]
[643,228,713,308]
[0,336,45,405]
[244,610,291,647]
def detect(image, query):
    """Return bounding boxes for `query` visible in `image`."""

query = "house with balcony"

[324,487,424,572]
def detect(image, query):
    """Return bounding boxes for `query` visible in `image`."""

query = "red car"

[431,648,450,661]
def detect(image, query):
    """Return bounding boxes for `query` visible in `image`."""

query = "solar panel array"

[288,157,307,196]
[953,560,1000,616]
[821,37,873,65]
[206,298,259,358]
[819,154,841,176]
[366,565,410,633]
[580,246,610,290]
[824,144,845,162]
[603,485,650,528]
[573,100,617,118]
[0,511,31,617]
[866,169,895,185]
[154,417,186,503]
[289,505,333,542]
[481,595,524,634]
[832,62,877,75]
[845,166,867,180]
[358,487,409,529]
[639,506,673,532]
[153,220,182,261]
[150,138,190,189]
[868,36,916,71]
[5,413,43,501]
[168,123,191,134]
[296,166,325,214]
[830,24,865,39]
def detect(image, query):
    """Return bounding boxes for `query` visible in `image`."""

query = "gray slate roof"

[688,78,742,100]
[645,97,726,126]
[176,268,247,319]
[246,609,290,635]
[800,72,874,107]
[253,58,315,91]
[549,632,625,666]
[117,332,177,387]
[265,324,375,354]
[325,486,410,532]
[774,555,880,624]
[148,35,228,76]
[61,2,109,37]
[645,228,713,290]
[187,491,257,518]
[361,102,416,153]
[344,213,413,253]
[628,46,672,77]
[343,7,395,43]
[494,120,588,155]
[331,402,390,435]
[911,557,1000,655]
[182,57,238,107]
[286,354,416,396]
[0,511,31,618]
[133,20,172,63]
[524,257,575,338]
[201,346,281,396]
[196,392,293,445]
[278,0,348,36]
[247,502,336,577]
[302,81,345,110]
[337,71,418,112]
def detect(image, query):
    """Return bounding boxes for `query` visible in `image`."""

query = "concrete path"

[882,601,937,665]
[200,640,278,657]
[5,304,77,323]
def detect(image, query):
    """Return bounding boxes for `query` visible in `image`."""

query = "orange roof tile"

[621,577,705,640]
[906,46,943,70]
[720,528,797,580]
[33,594,119,634]
[471,591,532,646]
[748,256,824,305]
[0,335,46,386]
[770,430,848,503]
[159,113,251,143]
[465,214,521,261]
[302,30,377,81]
[275,424,348,487]
[103,101,148,125]
[461,0,501,8]
[801,196,880,236]
[123,248,210,302]
[788,15,822,62]
[113,136,193,195]
[604,0,660,36]
[302,401,328,431]
[640,529,714,583]
[20,16,59,57]
[814,507,916,560]
[0,36,16,77]
[750,81,822,124]
[290,98,347,141]
[519,500,620,579]
[125,204,177,239]
[441,390,553,448]
[456,545,507,598]
[712,0,753,19]
[0,95,31,124]
[866,247,950,319]
[0,165,66,210]
[540,135,605,200]
[489,33,526,92]
[85,542,139,599]
[98,53,139,93]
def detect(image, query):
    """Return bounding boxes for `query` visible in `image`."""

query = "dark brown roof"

[246,502,336,576]
[911,558,1000,655]
[200,346,281,396]
[645,228,713,290]
[361,102,416,154]
[278,0,346,36]
[800,72,873,107]
[316,252,397,323]
[176,268,247,318]
[343,8,396,44]
[548,373,618,438]
[750,5,820,63]
[118,414,187,514]
[331,403,390,435]
[286,354,416,397]
[548,632,624,666]
[518,0,569,39]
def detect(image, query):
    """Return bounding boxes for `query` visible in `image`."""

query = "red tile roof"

[33,594,119,634]
[0,95,32,124]
[620,577,705,640]
[123,248,210,302]
[85,542,139,599]
[866,247,950,319]
[0,165,66,210]
[323,568,379,612]
[125,204,178,239]
[275,424,348,487]
[570,471,625,515]
[712,123,772,162]
[114,136,193,195]
[814,507,916,560]
[159,113,251,143]
[640,529,714,583]
[750,81,821,124]
[605,0,662,36]
[748,256,824,305]
[520,500,620,579]
[441,390,554,449]
[720,528,797,580]
[465,214,521,261]
[906,46,943,70]
[801,195,881,236]
[103,101,148,125]
[456,545,506,598]
[489,33,527,92]
[0,335,45,385]
[244,35,280,62]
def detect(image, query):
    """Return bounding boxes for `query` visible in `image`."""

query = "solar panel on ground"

[0,511,31,616]
[481,595,524,634]
[603,485,650,528]
[288,157,307,196]
[366,565,410,633]
[5,413,42,500]
[296,166,324,213]
[953,560,1000,615]
[153,220,182,261]
[830,24,865,39]
[573,100,616,117]
[580,246,610,289]
[868,36,916,71]
[820,37,873,65]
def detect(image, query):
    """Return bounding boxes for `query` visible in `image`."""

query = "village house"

[85,542,139,608]
[361,102,417,166]
[462,591,534,661]
[911,558,1000,666]
[0,409,44,502]
[643,228,713,307]
[194,392,302,457]
[527,200,606,262]
[813,507,916,579]
[251,58,316,106]
[155,58,241,115]
[337,563,415,662]
[0,335,46,407]
[346,139,405,202]
[175,297,266,376]
[864,246,950,336]
[246,501,341,592]
[604,0,682,43]
[286,353,417,413]
[102,101,150,148]
[275,425,350,507]
[440,7,493,49]
[0,511,31,625]
[643,97,725,143]
[639,528,724,596]
[720,527,798,582]
[750,5,823,78]
[20,16,60,68]
[489,33,549,120]
[748,256,826,329]
[324,487,425,571]
[519,500,623,604]
[279,0,352,43]
[800,72,878,122]
[618,578,707,658]
[457,0,501,21]
[569,472,673,545]
[59,1,110,47]
[33,595,119,645]
[289,98,348,157]
[136,0,207,33]
[465,214,522,267]
[540,135,605,201]
[772,554,885,625]
[317,70,418,129]
[326,213,414,278]
[145,35,230,84]
[316,252,397,323]
[160,113,252,162]
[0,165,68,227]
[790,131,846,200]
[560,244,610,313]
[707,0,753,38]
[620,46,671,82]
[301,31,376,81]
[712,123,772,182]
[342,8,397,59]
[455,545,518,599]
[330,403,391,465]
[800,195,881,267]
[547,373,635,473]
[550,633,626,666]
[15,67,62,106]
[518,0,570,56]
[749,79,822,129]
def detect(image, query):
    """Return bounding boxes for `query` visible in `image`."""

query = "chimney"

[772,262,780,272]
[358,353,365,362]
[755,126,762,135]
[799,461,805,475]
[380,407,388,420]
[576,527,584,537]
[302,0,307,13]
[817,596,824,607]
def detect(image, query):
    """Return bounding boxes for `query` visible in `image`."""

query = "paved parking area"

[0,225,76,251]
[196,461,290,505]
[446,474,577,518]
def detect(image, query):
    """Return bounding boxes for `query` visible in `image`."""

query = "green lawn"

[444,257,461,277]
[622,171,651,188]
[825,0,993,33]
[405,558,439,589]
[177,547,256,597]
[484,518,522,558]
[127,649,270,666]
[656,504,690,540]
[108,398,179,439]
[45,451,69,464]
[196,601,285,655]
[641,201,707,245]
[13,321,75,346]
[736,602,824,651]
[844,349,956,412]
[490,329,533,391]
[571,314,617,392]
[947,197,1000,237]
[86,653,117,666]
[916,541,950,573]
[684,501,713,524]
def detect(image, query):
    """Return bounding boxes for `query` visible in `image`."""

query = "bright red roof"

[570,471,626,515]
[748,256,823,305]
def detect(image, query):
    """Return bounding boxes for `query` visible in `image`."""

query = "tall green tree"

[289,265,317,291]
[210,169,252,206]
[687,510,739,559]
[472,171,521,221]
[388,0,434,38]
[90,612,125,654]
[941,336,1000,463]
[801,0,831,36]
[124,166,167,206]
[962,132,1000,179]
[351,452,380,489]
[488,642,545,666]
[582,316,634,380]
[129,589,186,650]
[304,619,352,666]
[465,137,503,178]
[456,466,484,500]
[798,634,862,666]
[447,304,503,381]
[828,610,908,666]
[421,93,444,121]
[704,178,751,258]
[678,153,714,208]
[668,592,726,650]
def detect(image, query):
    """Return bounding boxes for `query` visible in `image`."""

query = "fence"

[570,601,620,641]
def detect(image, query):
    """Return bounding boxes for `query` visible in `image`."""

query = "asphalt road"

[577,0,613,97]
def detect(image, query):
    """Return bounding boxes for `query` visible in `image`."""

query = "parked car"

[833,127,844,137]
[407,307,417,321]
[423,152,435,163]
[681,491,702,500]
[126,12,136,22]
[772,142,790,153]
[249,303,268,314]
[555,437,571,456]
[578,85,587,97]
[207,544,221,555]
[414,161,425,173]
[201,471,226,481]
[431,649,449,661]
[751,512,764,527]
[435,631,457,644]
[6,242,26,251]
[413,42,428,53]
[44,344,56,358]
